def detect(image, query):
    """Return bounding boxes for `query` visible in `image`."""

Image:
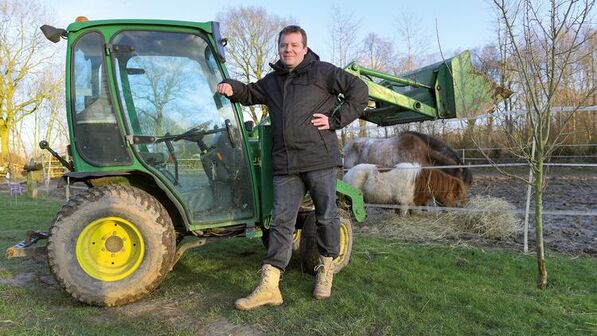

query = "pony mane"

[388,162,421,184]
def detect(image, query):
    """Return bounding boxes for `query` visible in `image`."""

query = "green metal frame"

[336,180,366,222]
[344,50,499,126]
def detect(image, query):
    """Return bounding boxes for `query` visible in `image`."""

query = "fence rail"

[364,203,597,217]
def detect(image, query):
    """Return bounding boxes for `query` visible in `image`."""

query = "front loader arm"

[344,50,508,126]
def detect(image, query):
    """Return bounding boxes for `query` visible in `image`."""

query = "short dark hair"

[278,25,307,47]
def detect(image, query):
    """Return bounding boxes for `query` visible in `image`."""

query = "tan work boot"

[235,264,283,310]
[313,256,335,300]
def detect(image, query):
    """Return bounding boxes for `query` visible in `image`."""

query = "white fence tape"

[345,162,597,172]
[364,203,597,217]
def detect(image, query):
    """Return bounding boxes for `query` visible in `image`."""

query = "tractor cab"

[64,20,256,228]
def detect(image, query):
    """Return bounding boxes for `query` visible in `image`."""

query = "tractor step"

[6,230,49,258]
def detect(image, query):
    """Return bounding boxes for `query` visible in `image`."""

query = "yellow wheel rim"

[76,217,144,282]
[336,222,350,266]
[292,229,301,250]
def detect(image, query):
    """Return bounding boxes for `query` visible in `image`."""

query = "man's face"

[278,32,307,70]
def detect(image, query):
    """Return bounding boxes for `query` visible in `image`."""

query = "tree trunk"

[340,129,347,148]
[534,155,548,289]
[358,119,367,138]
[0,127,9,166]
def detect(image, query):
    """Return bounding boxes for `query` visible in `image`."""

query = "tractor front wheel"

[47,185,176,306]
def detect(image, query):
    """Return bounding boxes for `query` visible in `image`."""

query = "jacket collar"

[270,48,319,75]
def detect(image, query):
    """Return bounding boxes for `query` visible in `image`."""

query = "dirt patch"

[359,173,596,256]
[115,295,264,335]
[0,272,36,286]
[469,174,596,255]
[200,317,264,336]
[0,320,18,329]
[0,253,60,289]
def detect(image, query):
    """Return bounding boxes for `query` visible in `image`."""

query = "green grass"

[0,193,596,335]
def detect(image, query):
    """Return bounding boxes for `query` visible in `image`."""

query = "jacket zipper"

[282,72,294,173]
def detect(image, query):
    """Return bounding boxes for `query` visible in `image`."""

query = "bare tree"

[21,67,66,161]
[394,11,430,73]
[493,0,595,289]
[217,6,291,123]
[356,32,395,137]
[327,6,362,143]
[359,32,395,73]
[394,11,433,134]
[41,69,67,155]
[327,5,362,68]
[0,0,55,167]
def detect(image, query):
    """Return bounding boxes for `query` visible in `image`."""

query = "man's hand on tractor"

[311,113,330,130]
[217,83,233,97]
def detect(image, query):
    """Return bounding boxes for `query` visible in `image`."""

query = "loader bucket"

[346,51,506,126]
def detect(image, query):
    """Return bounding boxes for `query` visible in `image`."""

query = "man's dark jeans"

[263,167,339,271]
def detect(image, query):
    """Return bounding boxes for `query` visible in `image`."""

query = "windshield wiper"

[127,122,226,146]
[155,128,205,143]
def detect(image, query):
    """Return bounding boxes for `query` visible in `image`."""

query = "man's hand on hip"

[216,83,233,97]
[311,113,330,130]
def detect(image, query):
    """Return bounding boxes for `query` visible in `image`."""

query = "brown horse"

[413,168,467,207]
[343,132,472,186]
[407,131,472,186]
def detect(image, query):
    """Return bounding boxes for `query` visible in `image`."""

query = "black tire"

[47,185,176,306]
[300,208,353,275]
[260,226,269,249]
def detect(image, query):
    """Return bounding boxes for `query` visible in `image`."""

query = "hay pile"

[357,196,521,242]
[454,195,522,239]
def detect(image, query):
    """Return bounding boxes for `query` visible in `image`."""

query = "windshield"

[111,30,254,224]
[112,30,230,145]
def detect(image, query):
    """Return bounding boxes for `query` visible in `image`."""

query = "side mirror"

[40,25,67,43]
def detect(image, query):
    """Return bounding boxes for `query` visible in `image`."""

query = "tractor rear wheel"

[47,185,176,306]
[300,208,353,275]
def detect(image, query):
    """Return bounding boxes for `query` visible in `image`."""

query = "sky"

[39,0,498,62]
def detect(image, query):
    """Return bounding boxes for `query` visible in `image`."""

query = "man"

[217,25,368,310]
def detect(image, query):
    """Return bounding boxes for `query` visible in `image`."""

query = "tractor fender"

[62,170,191,232]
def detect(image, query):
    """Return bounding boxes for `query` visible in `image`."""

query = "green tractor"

[23,18,500,306]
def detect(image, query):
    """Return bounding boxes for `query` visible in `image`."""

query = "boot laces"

[314,262,333,286]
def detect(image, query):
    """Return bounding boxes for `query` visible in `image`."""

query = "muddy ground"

[467,172,596,256]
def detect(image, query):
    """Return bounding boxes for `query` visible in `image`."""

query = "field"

[0,189,595,335]
[468,172,596,255]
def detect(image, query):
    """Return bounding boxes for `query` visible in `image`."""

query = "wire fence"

[364,203,597,217]
[457,143,597,164]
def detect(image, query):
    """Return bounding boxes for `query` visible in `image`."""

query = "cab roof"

[67,19,214,34]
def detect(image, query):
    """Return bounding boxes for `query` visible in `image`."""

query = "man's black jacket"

[222,50,368,175]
